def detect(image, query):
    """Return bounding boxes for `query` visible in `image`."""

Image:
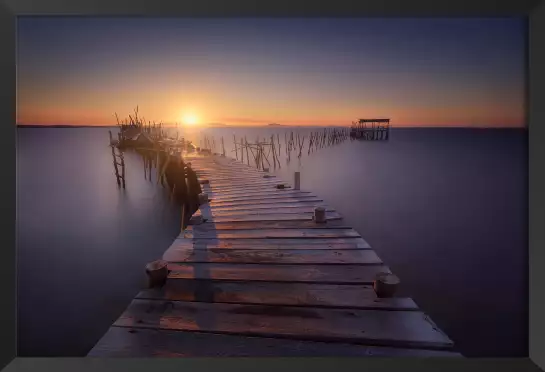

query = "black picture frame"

[2,1,544,371]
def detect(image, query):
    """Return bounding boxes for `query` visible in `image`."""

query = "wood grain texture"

[207,185,293,193]
[210,196,323,208]
[208,180,283,188]
[166,262,390,284]
[163,247,382,265]
[88,327,462,357]
[199,204,336,215]
[112,299,454,349]
[208,190,313,200]
[169,237,372,249]
[187,219,347,231]
[182,228,362,240]
[191,211,342,223]
[137,280,414,310]
[205,202,331,213]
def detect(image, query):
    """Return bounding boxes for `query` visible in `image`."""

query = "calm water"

[16,126,527,357]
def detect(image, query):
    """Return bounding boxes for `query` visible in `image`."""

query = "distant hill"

[268,123,282,126]
[205,123,229,127]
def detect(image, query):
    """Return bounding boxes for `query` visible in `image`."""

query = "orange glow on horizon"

[16,95,525,128]
[16,18,526,129]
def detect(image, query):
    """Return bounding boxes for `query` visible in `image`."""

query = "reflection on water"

[133,146,202,228]
[17,127,182,357]
[17,126,527,357]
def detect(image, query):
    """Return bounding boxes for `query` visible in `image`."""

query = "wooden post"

[111,144,121,187]
[145,260,169,288]
[233,135,238,160]
[245,137,250,166]
[373,272,400,298]
[271,135,277,169]
[313,206,326,223]
[294,171,301,190]
[119,152,126,189]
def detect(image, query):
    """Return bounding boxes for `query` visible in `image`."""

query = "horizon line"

[16,123,527,129]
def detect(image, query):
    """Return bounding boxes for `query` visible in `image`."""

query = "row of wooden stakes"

[197,128,351,172]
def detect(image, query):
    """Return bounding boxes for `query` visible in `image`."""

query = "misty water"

[16,126,527,357]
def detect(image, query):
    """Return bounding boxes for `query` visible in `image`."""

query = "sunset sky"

[16,17,526,127]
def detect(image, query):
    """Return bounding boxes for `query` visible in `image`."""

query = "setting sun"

[182,113,199,126]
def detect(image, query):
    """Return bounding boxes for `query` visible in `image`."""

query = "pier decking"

[88,154,460,357]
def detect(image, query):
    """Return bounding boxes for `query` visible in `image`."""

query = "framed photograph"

[2,1,544,372]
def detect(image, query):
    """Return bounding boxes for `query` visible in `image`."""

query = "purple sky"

[16,17,527,127]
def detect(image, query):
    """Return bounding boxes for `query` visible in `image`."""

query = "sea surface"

[16,126,527,357]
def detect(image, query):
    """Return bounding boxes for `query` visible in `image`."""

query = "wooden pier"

[88,153,459,357]
[350,119,390,140]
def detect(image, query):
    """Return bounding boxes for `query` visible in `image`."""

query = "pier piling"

[294,171,301,190]
[313,206,326,223]
[373,272,400,298]
[145,260,169,288]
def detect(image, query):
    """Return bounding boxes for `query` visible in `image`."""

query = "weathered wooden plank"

[210,196,323,208]
[201,205,335,215]
[196,206,337,217]
[88,327,462,357]
[208,184,293,193]
[209,185,290,193]
[209,177,282,187]
[167,263,389,284]
[199,172,275,178]
[196,165,258,170]
[210,193,318,204]
[165,243,371,257]
[195,167,264,173]
[189,219,346,230]
[195,165,259,172]
[182,228,361,240]
[209,179,282,187]
[113,299,454,350]
[209,202,329,213]
[196,170,273,177]
[197,171,264,178]
[200,175,275,183]
[212,159,256,166]
[137,280,414,310]
[170,237,371,248]
[207,190,313,200]
[194,212,342,223]
[206,179,288,187]
[195,168,265,174]
[163,247,382,265]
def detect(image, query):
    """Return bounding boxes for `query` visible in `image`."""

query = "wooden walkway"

[88,154,460,357]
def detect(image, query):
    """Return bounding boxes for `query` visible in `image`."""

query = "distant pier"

[89,152,459,357]
[350,119,391,141]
